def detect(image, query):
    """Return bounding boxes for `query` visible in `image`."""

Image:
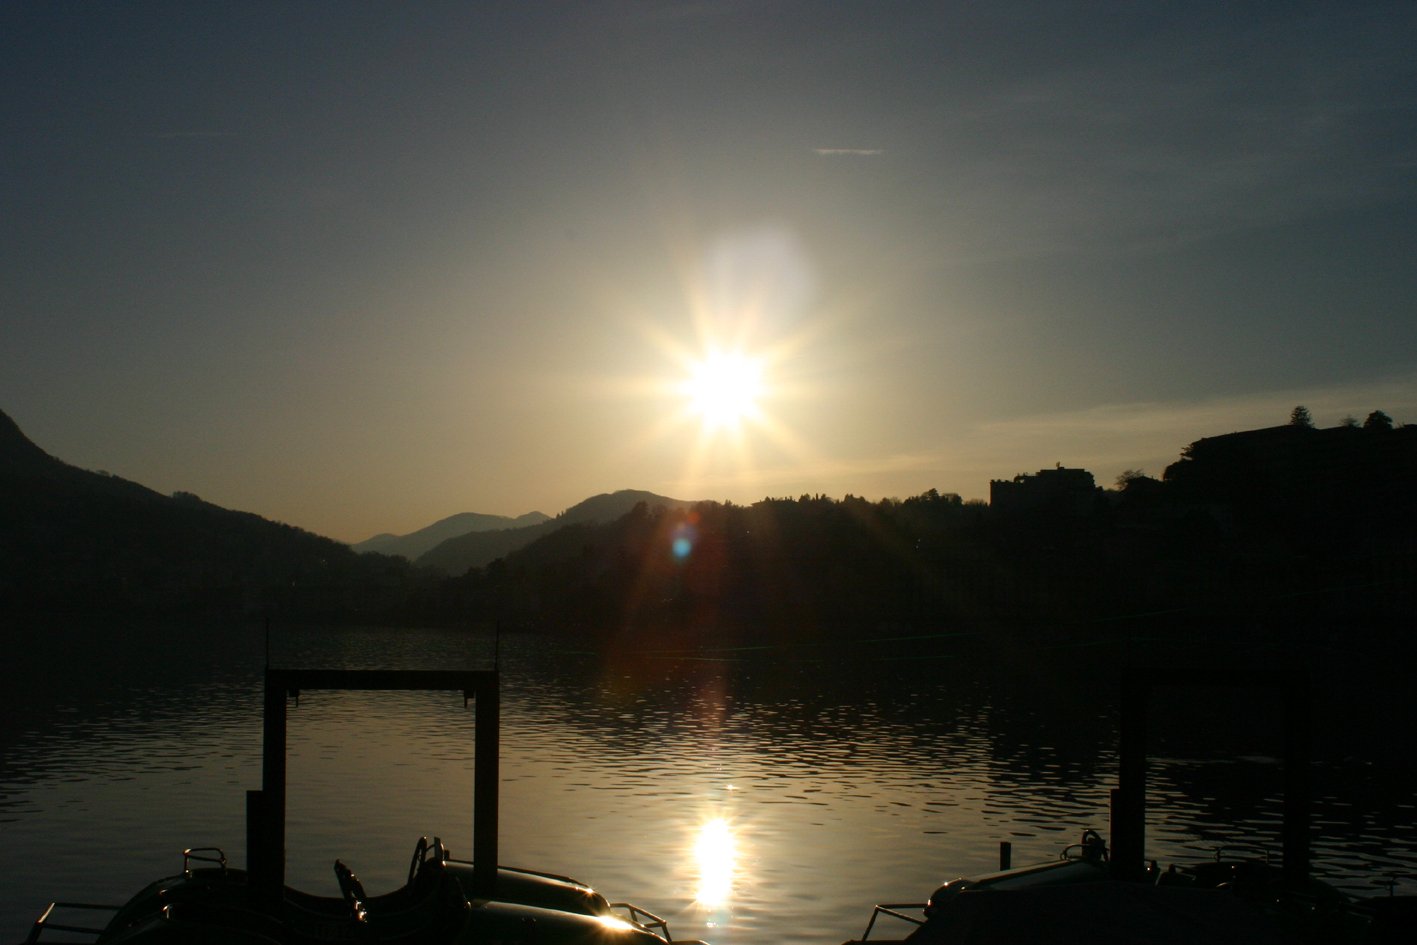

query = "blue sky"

[4,2,1415,542]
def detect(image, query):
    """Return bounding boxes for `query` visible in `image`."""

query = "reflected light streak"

[694,818,737,909]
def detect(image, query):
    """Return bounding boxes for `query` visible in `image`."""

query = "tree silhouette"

[1114,469,1148,489]
[1289,405,1315,428]
[1364,409,1393,431]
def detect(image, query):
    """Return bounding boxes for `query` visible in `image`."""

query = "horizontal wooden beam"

[267,668,496,694]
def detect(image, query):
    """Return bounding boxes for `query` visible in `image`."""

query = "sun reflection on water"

[693,817,737,909]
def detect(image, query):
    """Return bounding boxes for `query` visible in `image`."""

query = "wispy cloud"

[149,131,239,140]
[979,375,1417,440]
[813,148,885,157]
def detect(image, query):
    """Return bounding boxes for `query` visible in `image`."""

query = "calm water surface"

[2,622,1414,943]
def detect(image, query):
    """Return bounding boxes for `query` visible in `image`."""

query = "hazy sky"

[5,2,1415,543]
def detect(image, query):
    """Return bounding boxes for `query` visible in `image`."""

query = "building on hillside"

[989,465,1100,516]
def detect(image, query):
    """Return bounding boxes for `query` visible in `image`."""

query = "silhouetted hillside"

[0,409,62,473]
[1163,419,1417,544]
[416,489,695,574]
[352,510,550,560]
[6,404,1412,656]
[439,491,998,645]
[0,409,426,619]
[434,413,1415,661]
[0,409,165,501]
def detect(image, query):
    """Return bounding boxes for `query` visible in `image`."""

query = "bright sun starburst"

[601,225,828,497]
[682,350,764,432]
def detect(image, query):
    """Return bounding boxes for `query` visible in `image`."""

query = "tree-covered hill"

[0,409,425,619]
[441,413,1416,653]
[4,405,1412,651]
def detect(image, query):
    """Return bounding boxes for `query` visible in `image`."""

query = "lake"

[3,621,1414,943]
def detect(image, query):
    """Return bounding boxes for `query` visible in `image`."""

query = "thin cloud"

[149,131,239,140]
[979,376,1417,441]
[813,148,885,157]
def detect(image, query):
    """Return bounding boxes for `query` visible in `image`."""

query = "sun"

[682,350,764,432]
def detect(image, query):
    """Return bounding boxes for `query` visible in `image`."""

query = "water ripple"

[4,625,1416,944]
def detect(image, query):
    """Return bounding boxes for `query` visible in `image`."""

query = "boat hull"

[39,860,672,945]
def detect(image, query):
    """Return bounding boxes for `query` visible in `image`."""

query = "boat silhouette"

[22,668,705,945]
[843,669,1414,944]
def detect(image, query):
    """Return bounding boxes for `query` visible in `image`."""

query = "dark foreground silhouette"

[3,407,1412,670]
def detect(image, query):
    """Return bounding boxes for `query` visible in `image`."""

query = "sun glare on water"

[694,818,737,909]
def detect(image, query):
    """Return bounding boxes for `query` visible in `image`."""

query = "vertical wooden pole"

[245,790,265,908]
[1282,678,1311,891]
[472,674,500,897]
[254,670,288,910]
[1113,676,1147,881]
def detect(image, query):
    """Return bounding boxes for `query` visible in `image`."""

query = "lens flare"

[671,518,698,560]
[694,818,737,908]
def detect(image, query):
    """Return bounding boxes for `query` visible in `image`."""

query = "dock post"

[472,674,500,897]
[247,671,288,911]
[999,841,1012,870]
[245,791,265,905]
[1282,677,1312,891]
[1112,676,1147,882]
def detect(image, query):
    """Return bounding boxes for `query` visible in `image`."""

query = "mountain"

[352,510,550,560]
[416,489,695,575]
[0,409,164,501]
[0,408,419,618]
[0,408,60,473]
[0,409,699,617]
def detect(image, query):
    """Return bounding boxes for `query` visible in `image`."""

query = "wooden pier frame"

[246,669,499,911]
[1110,668,1311,889]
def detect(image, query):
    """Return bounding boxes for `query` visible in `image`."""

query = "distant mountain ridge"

[352,510,550,561]
[415,489,695,574]
[0,407,701,614]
